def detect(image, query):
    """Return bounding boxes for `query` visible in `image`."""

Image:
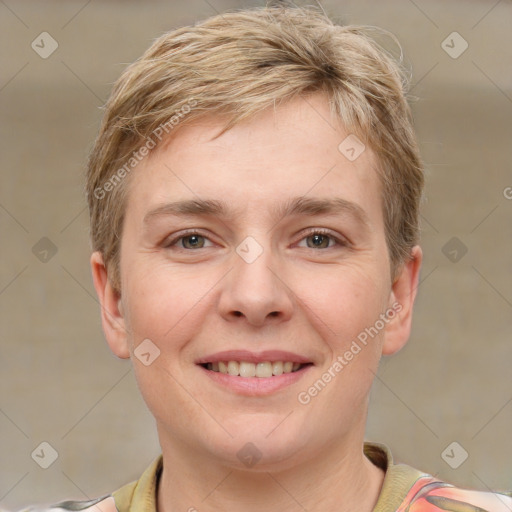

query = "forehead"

[124,93,383,229]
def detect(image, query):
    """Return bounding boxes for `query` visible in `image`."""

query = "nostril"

[233,311,243,317]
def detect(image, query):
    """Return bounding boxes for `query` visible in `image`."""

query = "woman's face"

[95,92,420,470]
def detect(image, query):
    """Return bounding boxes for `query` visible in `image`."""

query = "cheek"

[295,268,388,418]
[122,265,217,431]
[122,261,214,344]
[291,263,389,349]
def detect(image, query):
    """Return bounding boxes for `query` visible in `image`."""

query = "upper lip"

[196,350,312,365]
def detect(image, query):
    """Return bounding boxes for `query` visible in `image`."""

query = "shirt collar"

[113,442,424,512]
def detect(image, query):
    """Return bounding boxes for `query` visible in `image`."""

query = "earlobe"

[90,252,131,359]
[382,245,423,356]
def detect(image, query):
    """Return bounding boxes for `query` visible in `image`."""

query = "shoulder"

[399,475,512,511]
[365,442,512,512]
[16,496,117,512]
[14,455,161,512]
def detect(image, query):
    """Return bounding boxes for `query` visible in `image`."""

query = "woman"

[22,2,512,511]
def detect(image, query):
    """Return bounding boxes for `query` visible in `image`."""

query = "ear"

[90,251,130,359]
[382,245,423,356]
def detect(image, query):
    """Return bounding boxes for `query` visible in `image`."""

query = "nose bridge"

[218,235,293,325]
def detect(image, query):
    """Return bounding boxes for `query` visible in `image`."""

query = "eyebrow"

[143,196,370,228]
[144,199,228,224]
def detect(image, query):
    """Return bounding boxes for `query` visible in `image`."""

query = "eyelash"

[164,228,348,250]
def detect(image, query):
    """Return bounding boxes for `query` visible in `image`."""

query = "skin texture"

[91,92,422,512]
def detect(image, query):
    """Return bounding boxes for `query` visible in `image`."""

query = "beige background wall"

[1,0,511,509]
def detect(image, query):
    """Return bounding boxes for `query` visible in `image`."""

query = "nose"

[217,241,294,327]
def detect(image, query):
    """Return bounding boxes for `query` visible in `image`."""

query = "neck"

[156,436,385,512]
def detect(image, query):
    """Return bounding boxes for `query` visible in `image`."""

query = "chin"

[205,416,312,471]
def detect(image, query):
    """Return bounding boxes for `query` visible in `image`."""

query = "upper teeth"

[207,361,302,377]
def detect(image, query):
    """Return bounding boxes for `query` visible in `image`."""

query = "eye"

[305,233,331,249]
[180,234,207,249]
[297,229,346,249]
[165,231,214,250]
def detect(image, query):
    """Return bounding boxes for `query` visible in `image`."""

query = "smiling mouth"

[200,361,312,378]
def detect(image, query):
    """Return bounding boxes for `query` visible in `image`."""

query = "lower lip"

[198,365,312,396]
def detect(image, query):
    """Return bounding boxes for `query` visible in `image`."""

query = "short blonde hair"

[86,1,423,292]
